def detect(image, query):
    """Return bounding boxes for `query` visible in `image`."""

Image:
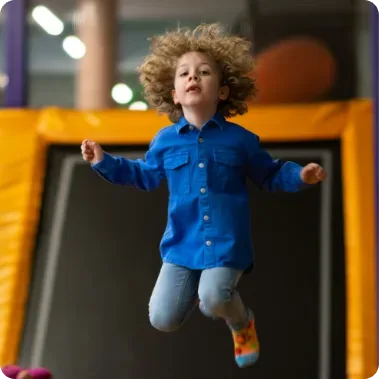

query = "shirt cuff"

[91,152,116,174]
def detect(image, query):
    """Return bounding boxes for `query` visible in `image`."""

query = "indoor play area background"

[0,0,377,379]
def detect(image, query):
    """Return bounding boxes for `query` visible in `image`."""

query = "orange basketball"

[249,37,337,104]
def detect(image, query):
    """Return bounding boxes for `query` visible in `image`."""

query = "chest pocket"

[163,152,190,195]
[213,149,246,193]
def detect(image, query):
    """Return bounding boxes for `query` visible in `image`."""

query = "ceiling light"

[32,5,64,36]
[62,36,86,59]
[112,83,133,105]
[129,101,148,111]
[0,73,9,89]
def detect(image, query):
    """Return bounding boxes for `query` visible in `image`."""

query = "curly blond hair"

[137,23,256,123]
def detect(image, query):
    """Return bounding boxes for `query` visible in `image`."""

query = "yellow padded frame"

[0,99,376,379]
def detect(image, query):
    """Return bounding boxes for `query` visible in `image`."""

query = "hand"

[300,163,326,184]
[81,139,104,164]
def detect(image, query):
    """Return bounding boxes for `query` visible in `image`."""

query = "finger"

[86,141,96,151]
[83,154,94,161]
[305,163,317,174]
[91,142,102,153]
[81,143,89,151]
[81,145,92,154]
[87,141,96,147]
[316,167,323,176]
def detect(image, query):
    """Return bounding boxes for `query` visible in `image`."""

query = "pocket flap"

[213,150,244,167]
[163,152,189,169]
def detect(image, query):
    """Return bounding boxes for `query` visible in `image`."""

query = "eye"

[200,70,209,75]
[179,72,188,77]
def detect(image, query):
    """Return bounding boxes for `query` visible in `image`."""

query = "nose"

[189,74,199,82]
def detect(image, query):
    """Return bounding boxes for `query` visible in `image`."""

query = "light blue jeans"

[149,263,248,332]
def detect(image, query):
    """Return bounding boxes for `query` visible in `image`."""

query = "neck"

[182,106,217,129]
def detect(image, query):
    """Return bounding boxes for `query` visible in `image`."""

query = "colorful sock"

[231,309,259,368]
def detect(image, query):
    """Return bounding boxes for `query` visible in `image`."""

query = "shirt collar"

[175,112,226,133]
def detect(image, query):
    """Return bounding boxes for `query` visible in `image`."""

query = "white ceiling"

[118,0,248,22]
[30,0,249,23]
[31,0,358,20]
[0,0,367,77]
[0,0,249,75]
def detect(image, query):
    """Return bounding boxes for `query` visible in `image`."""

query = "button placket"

[195,129,214,266]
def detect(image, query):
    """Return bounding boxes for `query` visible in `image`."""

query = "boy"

[81,23,326,368]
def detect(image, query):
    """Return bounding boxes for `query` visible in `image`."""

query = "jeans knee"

[149,309,182,332]
[198,285,231,316]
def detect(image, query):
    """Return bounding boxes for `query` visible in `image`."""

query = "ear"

[172,89,180,104]
[218,85,230,101]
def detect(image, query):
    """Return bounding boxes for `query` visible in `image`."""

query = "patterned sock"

[231,309,259,368]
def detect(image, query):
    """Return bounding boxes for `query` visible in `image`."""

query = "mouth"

[187,85,201,93]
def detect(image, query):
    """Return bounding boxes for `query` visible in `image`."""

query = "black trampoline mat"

[18,141,346,379]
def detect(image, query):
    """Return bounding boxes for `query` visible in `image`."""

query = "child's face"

[172,51,229,111]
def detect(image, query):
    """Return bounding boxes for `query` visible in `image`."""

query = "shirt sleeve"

[246,133,311,192]
[91,138,165,191]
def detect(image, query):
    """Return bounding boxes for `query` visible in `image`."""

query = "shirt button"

[199,138,204,143]
[199,163,204,168]
[200,188,206,194]
[204,215,209,221]
[206,240,212,246]
[189,125,193,130]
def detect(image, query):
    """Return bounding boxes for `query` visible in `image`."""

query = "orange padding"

[0,100,375,379]
[37,101,347,144]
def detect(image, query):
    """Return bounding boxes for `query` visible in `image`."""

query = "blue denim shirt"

[92,113,310,271]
